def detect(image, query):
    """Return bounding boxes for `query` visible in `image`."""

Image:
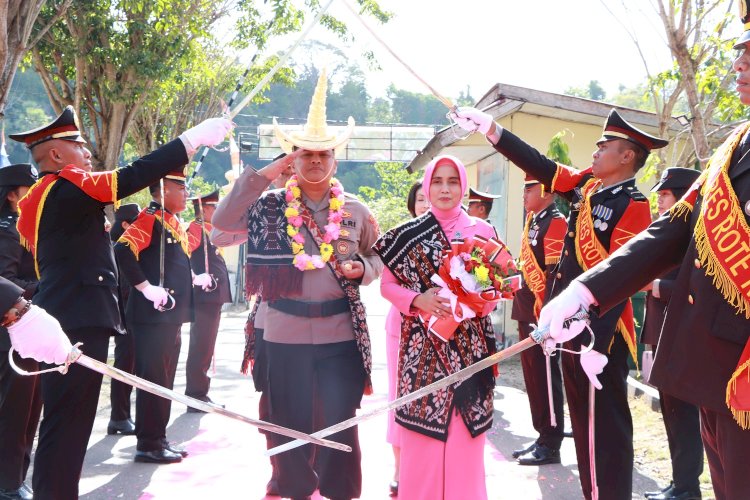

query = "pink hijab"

[422,155,470,231]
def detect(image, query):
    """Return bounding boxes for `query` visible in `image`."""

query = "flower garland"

[284,175,345,271]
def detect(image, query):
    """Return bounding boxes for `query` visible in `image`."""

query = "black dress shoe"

[646,482,674,498]
[162,440,188,457]
[134,448,183,464]
[516,444,561,466]
[186,396,225,413]
[512,442,537,459]
[107,418,136,435]
[389,480,399,497]
[18,484,32,500]
[647,484,701,500]
[0,487,30,500]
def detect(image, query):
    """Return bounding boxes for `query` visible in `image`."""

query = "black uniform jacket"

[511,206,566,324]
[31,139,188,333]
[640,268,678,347]
[579,144,750,415]
[187,221,231,305]
[494,130,652,353]
[0,276,23,316]
[0,208,38,350]
[114,202,194,325]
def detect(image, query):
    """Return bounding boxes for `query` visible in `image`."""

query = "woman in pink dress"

[374,155,499,500]
[385,181,429,496]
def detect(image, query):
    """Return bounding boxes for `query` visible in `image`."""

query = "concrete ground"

[25,280,702,499]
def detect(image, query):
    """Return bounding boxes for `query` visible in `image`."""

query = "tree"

[0,0,71,118]
[545,130,573,217]
[564,80,607,101]
[358,161,420,231]
[30,0,391,172]
[602,0,740,168]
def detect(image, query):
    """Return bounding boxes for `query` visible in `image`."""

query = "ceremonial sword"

[187,0,336,186]
[8,346,350,452]
[266,309,592,456]
[157,179,175,311]
[196,194,217,292]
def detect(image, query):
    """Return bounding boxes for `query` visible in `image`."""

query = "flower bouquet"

[420,235,522,342]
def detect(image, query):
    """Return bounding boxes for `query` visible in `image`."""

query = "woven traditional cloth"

[373,212,496,441]
[243,188,373,391]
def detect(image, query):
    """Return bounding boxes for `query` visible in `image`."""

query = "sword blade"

[266,336,537,457]
[159,179,166,287]
[71,350,351,452]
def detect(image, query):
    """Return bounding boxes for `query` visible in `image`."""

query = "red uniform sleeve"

[116,212,155,260]
[609,199,652,253]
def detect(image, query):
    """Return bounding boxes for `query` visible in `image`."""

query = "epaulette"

[344,192,359,201]
[0,215,13,229]
[624,186,648,202]
[145,205,159,215]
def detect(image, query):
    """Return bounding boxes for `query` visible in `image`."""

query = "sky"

[249,0,739,103]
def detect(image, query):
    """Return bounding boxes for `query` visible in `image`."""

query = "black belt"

[268,298,350,318]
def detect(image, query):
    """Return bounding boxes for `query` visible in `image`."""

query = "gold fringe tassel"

[694,217,750,320]
[726,358,750,429]
[668,200,693,222]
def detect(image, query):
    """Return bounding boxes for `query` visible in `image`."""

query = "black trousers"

[562,333,633,500]
[185,302,222,399]
[265,340,366,500]
[658,388,703,492]
[700,406,750,500]
[518,321,564,450]
[32,327,110,500]
[133,322,181,451]
[110,330,135,421]
[0,350,41,490]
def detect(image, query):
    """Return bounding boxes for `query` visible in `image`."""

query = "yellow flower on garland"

[320,242,333,261]
[475,265,490,285]
[329,198,343,211]
[285,206,299,217]
[292,242,305,254]
[291,186,301,199]
[287,225,299,237]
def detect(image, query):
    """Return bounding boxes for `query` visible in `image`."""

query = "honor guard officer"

[466,187,500,220]
[539,13,750,491]
[114,169,212,464]
[212,69,383,500]
[0,164,39,500]
[641,167,704,500]
[9,106,231,499]
[185,190,231,410]
[451,106,668,500]
[511,174,568,467]
[107,203,141,436]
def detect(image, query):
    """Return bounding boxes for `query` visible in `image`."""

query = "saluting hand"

[259,149,302,185]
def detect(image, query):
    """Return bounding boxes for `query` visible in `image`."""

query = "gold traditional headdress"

[273,68,355,154]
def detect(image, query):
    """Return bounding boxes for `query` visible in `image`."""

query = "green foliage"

[563,80,606,101]
[356,161,421,231]
[386,85,451,125]
[637,154,662,215]
[545,130,573,217]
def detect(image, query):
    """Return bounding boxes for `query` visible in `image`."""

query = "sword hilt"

[529,307,590,344]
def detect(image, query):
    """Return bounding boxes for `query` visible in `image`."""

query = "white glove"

[181,118,234,150]
[449,106,495,135]
[538,280,596,343]
[141,284,169,309]
[8,305,72,365]
[580,349,608,390]
[192,272,213,291]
